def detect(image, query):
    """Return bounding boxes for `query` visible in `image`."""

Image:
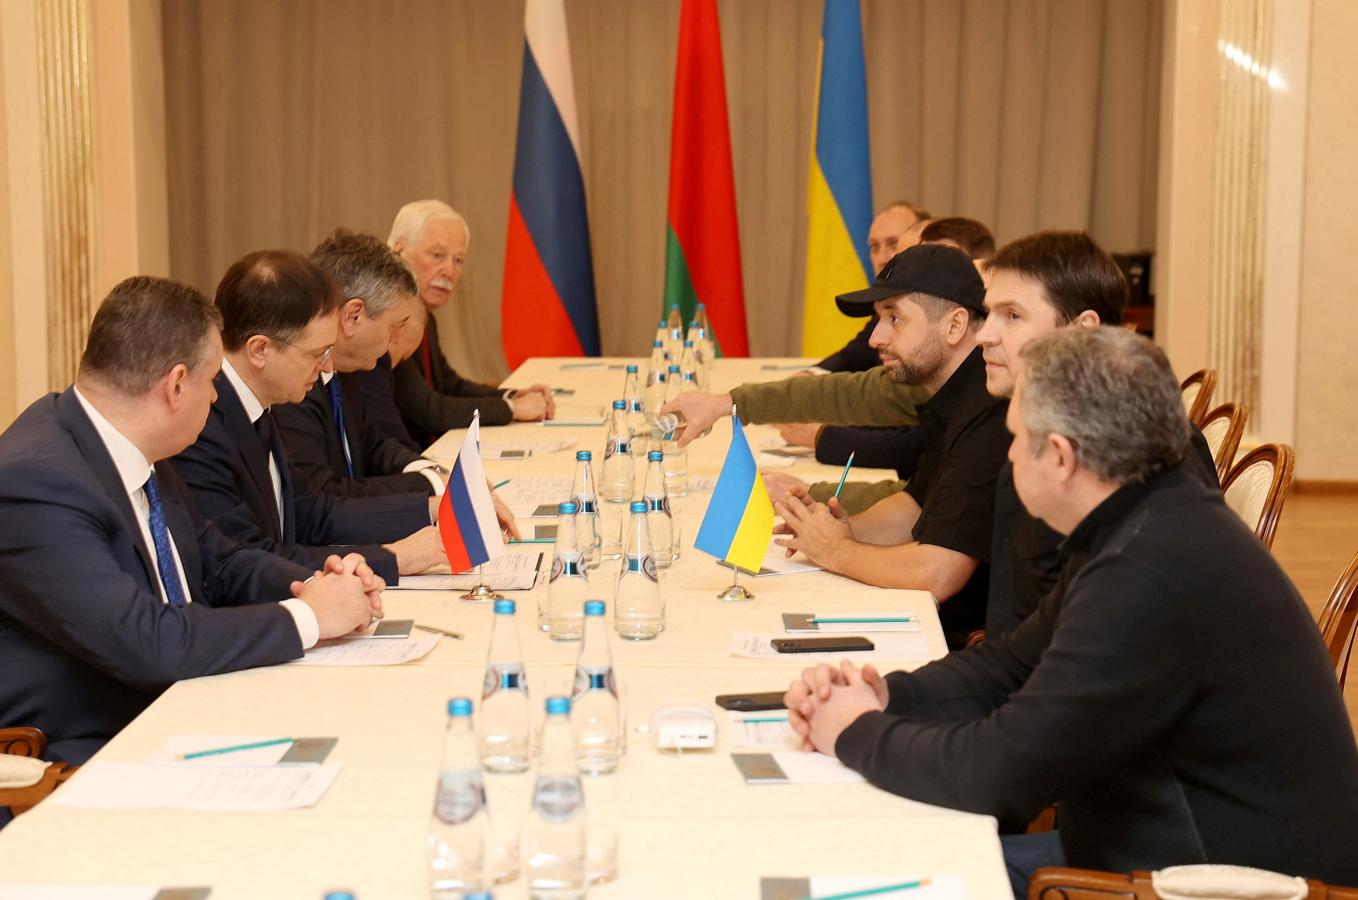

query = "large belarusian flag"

[800,0,874,356]
[662,0,749,357]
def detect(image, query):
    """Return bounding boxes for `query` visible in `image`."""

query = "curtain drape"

[163,0,1161,383]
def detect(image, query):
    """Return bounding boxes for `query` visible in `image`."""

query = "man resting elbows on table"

[784,327,1358,898]
[0,278,384,767]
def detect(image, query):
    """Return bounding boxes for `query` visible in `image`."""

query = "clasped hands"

[290,552,386,639]
[784,660,889,755]
[771,482,854,569]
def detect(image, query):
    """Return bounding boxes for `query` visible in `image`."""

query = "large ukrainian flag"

[694,416,775,574]
[800,0,874,357]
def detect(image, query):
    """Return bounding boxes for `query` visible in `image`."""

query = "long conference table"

[0,358,1009,898]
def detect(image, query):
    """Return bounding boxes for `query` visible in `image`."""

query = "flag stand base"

[717,567,754,602]
[460,564,504,603]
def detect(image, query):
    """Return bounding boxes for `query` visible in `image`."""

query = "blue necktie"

[143,471,187,608]
[327,377,355,478]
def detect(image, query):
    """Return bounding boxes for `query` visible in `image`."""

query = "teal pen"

[177,737,294,761]
[811,616,915,625]
[799,879,931,900]
[832,452,856,499]
[740,716,788,724]
[492,478,512,490]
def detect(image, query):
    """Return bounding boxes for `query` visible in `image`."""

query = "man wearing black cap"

[776,244,1008,647]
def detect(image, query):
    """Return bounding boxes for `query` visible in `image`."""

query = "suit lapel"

[56,389,160,591]
[215,374,285,542]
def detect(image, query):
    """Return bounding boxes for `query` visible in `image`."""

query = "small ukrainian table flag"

[694,414,775,574]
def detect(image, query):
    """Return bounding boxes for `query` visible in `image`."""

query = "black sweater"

[836,465,1358,882]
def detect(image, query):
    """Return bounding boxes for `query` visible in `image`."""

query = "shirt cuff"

[279,598,320,650]
[404,459,446,496]
[804,366,830,375]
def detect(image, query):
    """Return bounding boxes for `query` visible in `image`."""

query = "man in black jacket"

[170,250,445,583]
[386,199,555,445]
[786,327,1358,896]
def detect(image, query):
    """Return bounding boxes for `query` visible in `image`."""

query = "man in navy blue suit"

[0,277,382,765]
[169,249,446,583]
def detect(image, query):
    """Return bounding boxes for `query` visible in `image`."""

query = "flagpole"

[717,563,754,602]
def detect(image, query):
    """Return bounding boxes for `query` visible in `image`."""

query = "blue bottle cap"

[668,364,681,373]
[684,339,694,347]
[576,450,592,461]
[559,501,578,515]
[647,450,663,461]
[653,339,663,347]
[583,600,606,616]
[545,696,571,715]
[612,399,626,409]
[630,500,648,513]
[626,364,638,373]
[447,697,473,717]
[464,894,493,900]
[493,599,516,615]
[657,321,666,328]
[324,893,356,900]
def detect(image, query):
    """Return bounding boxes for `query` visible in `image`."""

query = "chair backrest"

[1029,867,1358,899]
[1221,443,1295,549]
[1180,369,1218,427]
[1199,401,1249,482]
[1317,550,1358,690]
[0,727,46,758]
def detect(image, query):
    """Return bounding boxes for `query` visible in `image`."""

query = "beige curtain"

[163,0,1161,383]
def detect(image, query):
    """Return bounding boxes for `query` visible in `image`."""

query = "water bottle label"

[645,496,671,517]
[605,438,629,459]
[532,775,583,824]
[624,555,659,582]
[549,558,584,582]
[577,497,597,514]
[482,665,526,699]
[572,667,617,697]
[434,772,485,825]
[627,399,644,413]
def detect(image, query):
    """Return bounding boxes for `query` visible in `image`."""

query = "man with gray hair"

[784,326,1358,896]
[387,199,555,445]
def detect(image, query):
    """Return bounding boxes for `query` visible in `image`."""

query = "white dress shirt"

[73,387,319,648]
[220,358,284,531]
[320,370,445,495]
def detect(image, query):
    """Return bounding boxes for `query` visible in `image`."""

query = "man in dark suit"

[170,250,446,583]
[275,230,454,500]
[386,199,555,446]
[0,277,381,765]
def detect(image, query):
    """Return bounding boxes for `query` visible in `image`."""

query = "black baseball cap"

[835,243,986,317]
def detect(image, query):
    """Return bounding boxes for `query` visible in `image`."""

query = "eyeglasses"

[275,338,333,367]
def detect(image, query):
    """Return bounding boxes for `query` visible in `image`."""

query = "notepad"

[759,875,964,900]
[718,542,822,577]
[730,631,929,663]
[53,762,341,811]
[782,612,921,633]
[0,889,212,900]
[726,712,797,750]
[393,552,543,592]
[287,631,438,666]
[732,751,864,785]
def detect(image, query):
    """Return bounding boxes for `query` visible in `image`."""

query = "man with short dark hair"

[785,327,1358,896]
[170,250,446,584]
[0,277,382,765]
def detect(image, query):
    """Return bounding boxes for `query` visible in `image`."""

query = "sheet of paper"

[729,631,931,663]
[755,452,797,469]
[483,439,578,457]
[783,611,922,633]
[392,552,542,591]
[149,735,292,767]
[543,416,606,427]
[686,475,718,491]
[53,762,341,811]
[770,751,864,784]
[726,712,796,750]
[0,890,210,900]
[757,437,814,457]
[809,875,965,899]
[288,630,438,666]
[497,476,575,517]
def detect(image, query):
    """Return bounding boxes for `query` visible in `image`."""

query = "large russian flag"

[694,415,774,574]
[662,0,749,357]
[501,0,600,370]
[799,0,874,356]
[438,416,505,574]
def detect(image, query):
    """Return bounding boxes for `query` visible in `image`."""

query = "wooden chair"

[1221,443,1295,549]
[1179,369,1217,427]
[1029,867,1358,899]
[1198,401,1249,482]
[0,727,76,816]
[1317,550,1358,690]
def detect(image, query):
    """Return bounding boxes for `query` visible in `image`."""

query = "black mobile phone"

[715,691,787,712]
[770,636,875,654]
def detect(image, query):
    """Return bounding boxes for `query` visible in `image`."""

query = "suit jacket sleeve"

[0,460,305,693]
[352,355,421,452]
[393,356,513,438]
[817,317,880,373]
[814,425,916,470]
